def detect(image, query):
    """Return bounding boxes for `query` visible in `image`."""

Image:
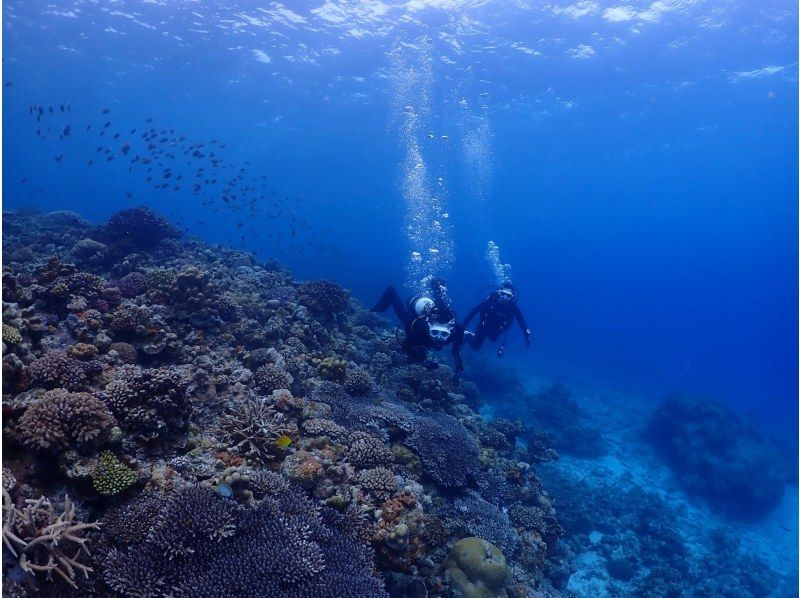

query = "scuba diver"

[463,280,531,358]
[371,276,465,378]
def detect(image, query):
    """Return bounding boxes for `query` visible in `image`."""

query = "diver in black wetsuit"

[371,277,465,377]
[463,281,531,358]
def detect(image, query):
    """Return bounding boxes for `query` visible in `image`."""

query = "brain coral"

[17,389,115,453]
[94,478,388,597]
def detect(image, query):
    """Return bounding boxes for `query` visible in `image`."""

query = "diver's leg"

[371,286,410,324]
[469,325,487,349]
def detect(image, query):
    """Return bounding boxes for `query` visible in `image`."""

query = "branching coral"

[347,433,394,468]
[254,363,293,394]
[102,365,186,443]
[92,451,137,496]
[28,352,89,391]
[344,366,373,396]
[2,490,100,589]
[17,389,115,453]
[214,396,290,463]
[93,480,387,596]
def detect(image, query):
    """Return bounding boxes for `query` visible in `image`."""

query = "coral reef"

[648,395,788,518]
[1,209,563,597]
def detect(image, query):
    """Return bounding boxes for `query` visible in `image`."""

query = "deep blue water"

[3,0,797,448]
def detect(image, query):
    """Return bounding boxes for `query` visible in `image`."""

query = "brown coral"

[17,389,115,453]
[2,490,99,589]
[28,353,88,391]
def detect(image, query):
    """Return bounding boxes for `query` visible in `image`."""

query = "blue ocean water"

[3,1,798,594]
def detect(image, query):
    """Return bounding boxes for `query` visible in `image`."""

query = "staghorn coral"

[214,395,290,463]
[93,480,387,596]
[28,352,88,391]
[92,451,137,496]
[406,411,480,489]
[2,490,100,589]
[297,279,350,317]
[17,389,115,454]
[344,366,374,396]
[254,363,293,394]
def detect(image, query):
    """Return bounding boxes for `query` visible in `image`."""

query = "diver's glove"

[524,329,532,347]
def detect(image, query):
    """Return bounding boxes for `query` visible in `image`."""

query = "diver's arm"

[514,306,532,347]
[462,303,484,329]
[451,325,465,376]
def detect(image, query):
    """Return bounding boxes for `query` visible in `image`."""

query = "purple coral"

[28,352,89,391]
[405,411,480,489]
[97,206,181,250]
[17,389,115,453]
[111,271,148,298]
[94,480,388,597]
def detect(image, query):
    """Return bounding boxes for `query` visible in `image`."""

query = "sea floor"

[517,373,798,597]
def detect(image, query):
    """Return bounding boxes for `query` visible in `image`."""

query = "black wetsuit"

[371,286,465,373]
[464,292,530,350]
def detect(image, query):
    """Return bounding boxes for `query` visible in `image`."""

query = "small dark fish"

[173,186,180,191]
[114,133,120,139]
[87,160,93,166]
[130,128,136,134]
[19,178,27,183]
[62,125,70,137]
[125,192,133,199]
[146,176,152,182]
[4,82,11,87]
[54,155,63,162]
[37,106,44,116]
[146,117,153,122]
[96,146,103,152]
[102,108,110,114]
[86,124,91,131]
[107,155,114,161]
[48,106,53,114]
[60,104,65,112]
[120,143,131,155]
[103,121,111,128]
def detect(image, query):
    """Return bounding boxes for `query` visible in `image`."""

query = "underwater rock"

[444,536,512,598]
